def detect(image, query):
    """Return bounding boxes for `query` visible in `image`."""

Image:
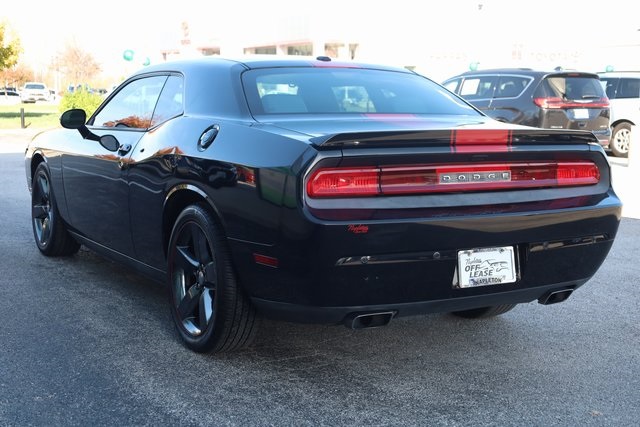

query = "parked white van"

[599,72,640,158]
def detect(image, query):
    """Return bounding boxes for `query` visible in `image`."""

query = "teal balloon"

[142,57,151,67]
[123,49,135,61]
[469,61,479,71]
[605,65,615,72]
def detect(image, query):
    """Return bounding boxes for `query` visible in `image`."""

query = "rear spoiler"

[310,128,599,150]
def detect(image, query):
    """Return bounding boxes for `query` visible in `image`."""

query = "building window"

[287,44,312,56]
[199,47,220,56]
[324,43,344,58]
[245,46,277,55]
[349,43,359,60]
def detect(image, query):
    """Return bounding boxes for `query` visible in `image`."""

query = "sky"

[3,0,639,84]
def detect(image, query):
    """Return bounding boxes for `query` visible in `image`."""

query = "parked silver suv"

[598,71,640,157]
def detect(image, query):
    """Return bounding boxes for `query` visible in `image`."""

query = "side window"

[442,79,461,93]
[92,76,167,129]
[600,78,618,99]
[616,78,640,99]
[495,76,530,98]
[459,76,497,100]
[151,75,184,127]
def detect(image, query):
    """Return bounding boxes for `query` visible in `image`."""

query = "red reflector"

[306,162,599,198]
[253,253,279,268]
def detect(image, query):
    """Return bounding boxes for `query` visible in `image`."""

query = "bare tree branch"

[57,42,102,86]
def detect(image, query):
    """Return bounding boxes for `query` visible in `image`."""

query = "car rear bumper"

[230,199,621,324]
[251,280,586,324]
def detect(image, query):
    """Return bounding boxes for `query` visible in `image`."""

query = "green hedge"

[58,91,104,117]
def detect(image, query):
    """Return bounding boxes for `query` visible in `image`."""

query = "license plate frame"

[456,246,516,288]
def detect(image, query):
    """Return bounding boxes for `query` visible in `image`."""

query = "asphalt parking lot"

[1,129,639,426]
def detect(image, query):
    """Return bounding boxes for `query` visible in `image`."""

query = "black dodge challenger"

[25,57,621,353]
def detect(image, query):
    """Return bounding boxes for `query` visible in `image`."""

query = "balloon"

[605,65,615,72]
[142,57,151,66]
[469,61,479,71]
[123,49,135,61]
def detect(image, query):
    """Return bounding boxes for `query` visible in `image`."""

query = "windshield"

[242,68,479,116]
[25,84,46,90]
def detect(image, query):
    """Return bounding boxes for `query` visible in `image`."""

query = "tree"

[0,22,21,73]
[0,62,33,88]
[57,42,101,87]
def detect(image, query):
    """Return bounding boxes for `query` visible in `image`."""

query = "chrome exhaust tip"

[538,288,574,305]
[345,311,395,329]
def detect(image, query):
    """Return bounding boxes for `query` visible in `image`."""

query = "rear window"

[242,68,479,116]
[25,84,46,90]
[535,75,606,101]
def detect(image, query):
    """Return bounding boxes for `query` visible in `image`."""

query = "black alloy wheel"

[31,163,80,256]
[167,204,258,353]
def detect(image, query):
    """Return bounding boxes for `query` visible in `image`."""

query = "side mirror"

[59,109,121,152]
[60,108,87,129]
[100,135,120,152]
[60,108,100,142]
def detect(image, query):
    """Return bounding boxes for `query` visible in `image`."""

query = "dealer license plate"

[457,246,516,288]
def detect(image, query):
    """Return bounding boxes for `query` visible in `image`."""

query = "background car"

[442,69,611,149]
[598,71,640,157]
[0,89,21,105]
[25,57,620,353]
[20,82,50,103]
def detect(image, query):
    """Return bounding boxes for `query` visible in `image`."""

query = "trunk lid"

[258,114,600,150]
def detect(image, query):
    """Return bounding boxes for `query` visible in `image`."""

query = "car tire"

[31,163,81,256]
[451,304,516,319]
[167,203,259,353]
[610,123,631,158]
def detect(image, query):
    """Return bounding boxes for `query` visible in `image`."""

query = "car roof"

[445,68,600,80]
[598,71,640,79]
[136,56,413,76]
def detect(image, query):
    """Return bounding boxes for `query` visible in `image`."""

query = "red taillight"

[510,162,600,186]
[306,162,600,198]
[533,97,562,108]
[533,97,609,109]
[306,168,379,197]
